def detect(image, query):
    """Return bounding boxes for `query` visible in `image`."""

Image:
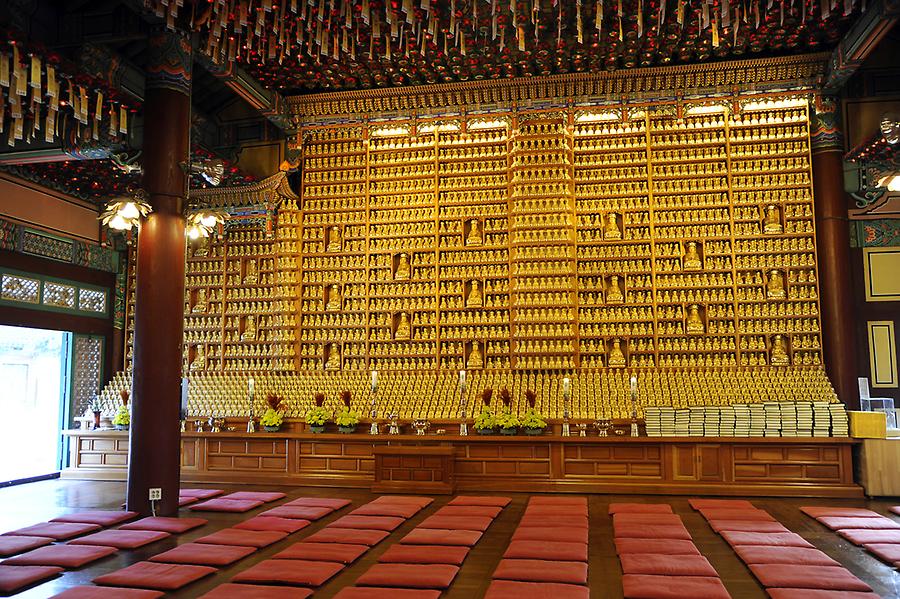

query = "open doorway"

[0,325,69,484]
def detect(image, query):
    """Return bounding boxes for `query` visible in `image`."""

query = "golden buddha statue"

[466,219,483,246]
[770,334,790,366]
[605,275,624,304]
[325,344,341,370]
[193,241,209,257]
[766,270,786,300]
[189,345,206,371]
[241,315,257,341]
[467,342,483,369]
[763,204,783,235]
[686,304,705,334]
[395,312,411,340]
[604,213,622,240]
[608,338,626,367]
[327,225,343,252]
[327,284,343,311]
[192,288,208,313]
[395,253,411,280]
[466,280,483,308]
[683,241,702,270]
[243,259,258,285]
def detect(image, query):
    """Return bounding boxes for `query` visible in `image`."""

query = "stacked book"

[780,403,798,437]
[703,407,721,437]
[720,406,736,437]
[674,409,690,436]
[688,406,706,436]
[796,402,814,436]
[659,407,676,436]
[812,402,832,437]
[763,402,782,436]
[640,403,847,438]
[830,404,850,436]
[733,404,751,437]
[749,404,766,436]
[644,407,661,437]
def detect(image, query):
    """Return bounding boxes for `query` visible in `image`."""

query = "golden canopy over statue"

[466,280,483,308]
[683,241,702,270]
[327,225,343,252]
[243,259,258,285]
[763,204,783,235]
[325,344,341,370]
[766,269,786,300]
[395,253,411,280]
[686,304,705,334]
[327,284,342,311]
[770,334,790,366]
[466,219,483,246]
[467,341,483,369]
[605,275,623,304]
[241,315,257,341]
[189,345,206,371]
[192,288,208,313]
[603,213,622,240]
[395,312,411,340]
[608,338,626,367]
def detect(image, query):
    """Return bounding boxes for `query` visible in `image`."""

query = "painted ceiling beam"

[823,0,900,92]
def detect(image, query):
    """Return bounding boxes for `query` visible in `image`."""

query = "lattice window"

[0,273,40,304]
[43,281,77,309]
[72,336,103,420]
[78,288,106,313]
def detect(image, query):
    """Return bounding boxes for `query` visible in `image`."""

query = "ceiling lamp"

[881,113,900,145]
[185,208,228,240]
[100,190,152,233]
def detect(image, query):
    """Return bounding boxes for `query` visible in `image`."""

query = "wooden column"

[127,29,193,516]
[811,96,858,409]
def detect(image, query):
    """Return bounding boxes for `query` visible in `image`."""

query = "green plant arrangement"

[335,390,359,433]
[260,393,285,432]
[474,388,496,434]
[113,390,130,430]
[521,389,547,435]
[496,387,519,435]
[306,393,330,433]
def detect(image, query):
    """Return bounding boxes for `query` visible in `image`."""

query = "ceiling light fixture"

[100,190,152,234]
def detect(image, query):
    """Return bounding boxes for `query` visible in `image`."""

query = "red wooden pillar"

[810,96,858,409]
[127,29,192,515]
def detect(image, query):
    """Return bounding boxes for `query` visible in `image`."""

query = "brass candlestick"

[458,371,468,436]
[630,376,639,437]
[369,380,379,435]
[562,377,571,436]
[246,378,256,433]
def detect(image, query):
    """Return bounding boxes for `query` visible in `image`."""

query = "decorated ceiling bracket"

[844,111,900,219]
[188,171,299,238]
[823,0,900,93]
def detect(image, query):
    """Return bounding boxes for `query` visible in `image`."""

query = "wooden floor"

[1,479,898,598]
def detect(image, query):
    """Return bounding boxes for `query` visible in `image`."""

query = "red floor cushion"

[51,510,139,527]
[199,583,313,598]
[722,531,814,548]
[864,543,900,564]
[356,563,460,589]
[351,503,423,518]
[512,527,588,544]
[371,496,434,508]
[379,544,470,565]
[195,528,288,548]
[800,507,883,519]
[179,496,199,507]
[3,522,100,540]
[839,529,900,545]
[734,545,840,566]
[401,528,482,546]
[149,542,256,566]
[119,517,207,534]
[447,496,511,507]
[620,553,717,577]
[609,503,673,515]
[51,586,164,598]
[483,580,590,599]
[232,559,344,587]
[519,515,588,529]
[749,564,872,591]
[767,589,882,599]
[612,514,684,526]
[4,544,117,568]
[0,565,62,593]
[527,497,586,507]
[333,588,441,599]
[622,574,730,599]
[261,505,333,521]
[708,520,790,534]
[417,515,493,532]
[435,505,503,518]
[613,522,691,540]
[189,498,263,512]
[285,497,353,510]
[522,508,588,520]
[328,515,405,531]
[93,561,216,590]
[699,508,775,521]
[221,491,287,503]
[274,542,369,564]
[688,499,755,510]
[614,538,700,555]
[69,529,170,549]
[0,535,52,557]
[817,517,900,531]
[305,528,389,546]
[234,516,311,533]
[891,506,900,517]
[503,540,587,562]
[179,489,224,499]
[493,559,588,585]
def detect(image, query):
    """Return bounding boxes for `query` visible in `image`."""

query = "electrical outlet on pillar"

[148,488,162,501]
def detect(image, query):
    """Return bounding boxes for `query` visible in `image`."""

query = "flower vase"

[524,427,544,436]
[92,411,102,429]
[475,427,496,435]
[309,424,326,434]
[338,425,356,434]
[500,427,517,435]
[264,425,280,432]
[115,424,129,431]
